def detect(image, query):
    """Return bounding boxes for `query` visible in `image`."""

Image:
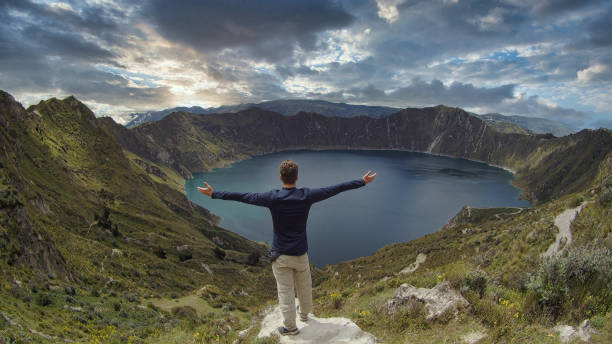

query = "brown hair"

[280,159,298,184]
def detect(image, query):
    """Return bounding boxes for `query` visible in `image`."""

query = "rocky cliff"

[101,106,611,205]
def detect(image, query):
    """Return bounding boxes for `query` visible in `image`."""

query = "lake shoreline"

[185,149,530,266]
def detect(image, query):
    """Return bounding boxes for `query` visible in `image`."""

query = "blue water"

[185,150,529,266]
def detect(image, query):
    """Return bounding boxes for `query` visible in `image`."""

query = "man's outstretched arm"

[197,182,272,207]
[308,171,377,203]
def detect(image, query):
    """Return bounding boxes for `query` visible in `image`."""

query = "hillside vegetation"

[311,155,611,343]
[1,91,610,343]
[0,91,276,343]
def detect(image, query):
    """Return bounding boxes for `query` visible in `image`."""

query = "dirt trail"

[542,202,587,257]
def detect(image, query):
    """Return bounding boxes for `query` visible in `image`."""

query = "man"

[197,159,376,336]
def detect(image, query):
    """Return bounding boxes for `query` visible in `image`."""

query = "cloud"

[0,0,609,130]
[577,64,610,83]
[589,118,612,130]
[376,0,405,23]
[142,0,354,62]
[306,79,515,108]
[495,94,588,125]
[530,0,605,16]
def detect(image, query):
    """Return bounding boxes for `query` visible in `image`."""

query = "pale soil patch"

[461,330,487,344]
[399,253,427,274]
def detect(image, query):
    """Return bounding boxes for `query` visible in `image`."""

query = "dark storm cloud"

[308,79,515,108]
[590,118,612,130]
[496,95,588,125]
[389,79,515,107]
[0,0,125,45]
[143,0,354,61]
[0,0,608,127]
[0,0,173,112]
[20,25,116,63]
[579,8,612,48]
[531,0,605,16]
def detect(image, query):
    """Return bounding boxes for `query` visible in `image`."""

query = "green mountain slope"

[478,113,575,137]
[102,106,611,205]
[0,91,275,342]
[2,90,610,343]
[310,153,612,343]
[125,99,574,138]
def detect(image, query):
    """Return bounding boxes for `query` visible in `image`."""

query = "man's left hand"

[363,171,377,184]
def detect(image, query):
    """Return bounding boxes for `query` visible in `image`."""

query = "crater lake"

[185,150,530,266]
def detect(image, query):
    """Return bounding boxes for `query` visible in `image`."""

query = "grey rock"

[387,281,469,320]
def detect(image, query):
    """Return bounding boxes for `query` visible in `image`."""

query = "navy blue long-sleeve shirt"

[211,179,366,256]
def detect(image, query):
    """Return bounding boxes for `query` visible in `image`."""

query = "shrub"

[64,285,76,296]
[467,292,516,340]
[154,247,167,259]
[171,305,198,319]
[213,247,226,260]
[527,246,612,320]
[178,250,192,262]
[570,196,584,208]
[123,292,138,303]
[146,302,159,312]
[199,284,242,310]
[599,187,612,205]
[463,269,487,297]
[34,293,52,307]
[246,252,259,266]
[390,299,429,333]
[9,285,31,303]
[329,292,343,309]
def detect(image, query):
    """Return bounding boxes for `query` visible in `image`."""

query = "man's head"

[280,159,298,185]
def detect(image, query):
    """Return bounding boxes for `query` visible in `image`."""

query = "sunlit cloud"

[376,0,405,23]
[0,0,609,128]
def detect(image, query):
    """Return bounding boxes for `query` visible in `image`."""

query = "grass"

[0,94,277,343]
[309,180,612,342]
[1,93,610,343]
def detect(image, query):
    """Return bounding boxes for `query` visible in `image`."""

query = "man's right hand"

[197,181,214,197]
[363,171,377,184]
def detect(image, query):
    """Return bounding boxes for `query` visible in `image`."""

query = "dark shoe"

[278,326,299,336]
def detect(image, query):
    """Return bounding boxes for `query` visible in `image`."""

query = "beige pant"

[272,253,313,330]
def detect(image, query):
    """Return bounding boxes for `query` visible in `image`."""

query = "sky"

[0,0,611,129]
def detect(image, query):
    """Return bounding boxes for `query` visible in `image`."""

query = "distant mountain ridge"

[125,99,400,127]
[125,99,575,137]
[476,112,575,137]
[103,105,611,205]
[2,90,611,342]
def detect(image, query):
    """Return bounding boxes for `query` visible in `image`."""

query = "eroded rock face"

[8,206,72,281]
[387,281,469,320]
